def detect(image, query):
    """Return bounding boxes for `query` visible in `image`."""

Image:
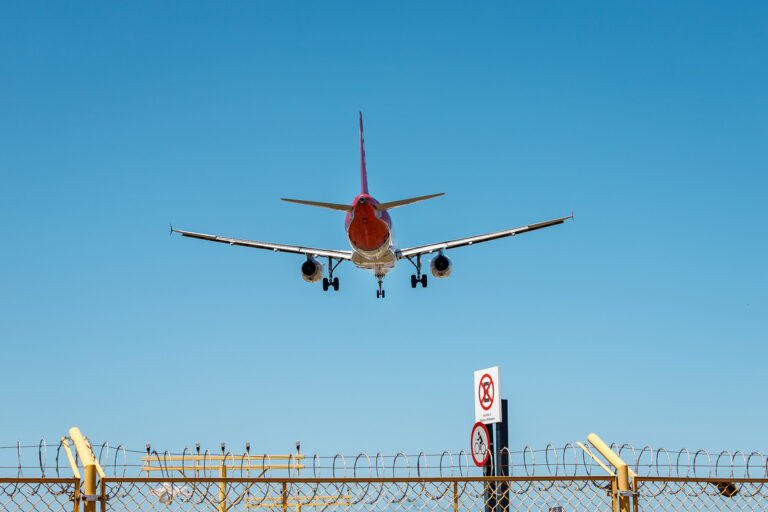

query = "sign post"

[474,367,508,512]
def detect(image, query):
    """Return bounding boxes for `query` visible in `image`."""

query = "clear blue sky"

[1,2,766,458]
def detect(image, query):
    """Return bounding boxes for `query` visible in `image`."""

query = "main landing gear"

[376,274,386,299]
[405,254,428,289]
[323,256,341,292]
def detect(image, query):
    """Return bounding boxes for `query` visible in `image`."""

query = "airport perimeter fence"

[2,429,768,511]
[4,475,768,512]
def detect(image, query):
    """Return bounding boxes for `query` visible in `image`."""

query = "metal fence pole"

[69,428,104,512]
[617,464,630,512]
[219,465,227,512]
[100,479,106,512]
[453,481,459,512]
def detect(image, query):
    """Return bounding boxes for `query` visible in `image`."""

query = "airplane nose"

[358,197,366,204]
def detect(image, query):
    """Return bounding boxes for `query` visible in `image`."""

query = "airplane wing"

[171,227,353,260]
[396,215,572,259]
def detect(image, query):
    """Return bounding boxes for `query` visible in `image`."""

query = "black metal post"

[483,426,496,512]
[495,400,509,512]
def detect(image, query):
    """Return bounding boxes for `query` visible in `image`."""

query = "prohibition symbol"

[478,373,494,411]
[470,422,490,467]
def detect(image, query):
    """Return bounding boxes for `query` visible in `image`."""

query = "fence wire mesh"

[103,477,614,512]
[3,476,768,511]
[0,479,78,512]
[635,477,768,512]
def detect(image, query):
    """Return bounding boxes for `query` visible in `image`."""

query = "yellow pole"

[282,482,288,512]
[616,464,630,512]
[294,444,301,512]
[82,463,96,512]
[587,434,631,512]
[453,481,459,512]
[219,465,227,512]
[69,428,98,512]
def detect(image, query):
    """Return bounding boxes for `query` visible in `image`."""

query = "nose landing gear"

[376,274,386,299]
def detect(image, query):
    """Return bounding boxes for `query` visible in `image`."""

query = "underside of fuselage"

[346,194,397,276]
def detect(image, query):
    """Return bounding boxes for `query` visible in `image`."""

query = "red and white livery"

[172,113,572,298]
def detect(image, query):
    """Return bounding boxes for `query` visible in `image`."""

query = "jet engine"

[301,258,324,283]
[430,254,452,278]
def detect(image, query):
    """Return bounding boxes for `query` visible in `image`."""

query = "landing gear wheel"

[381,290,386,298]
[332,277,339,291]
[411,274,417,288]
[376,290,380,298]
[421,274,428,288]
[322,278,329,291]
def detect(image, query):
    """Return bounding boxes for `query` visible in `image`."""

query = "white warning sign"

[474,366,501,424]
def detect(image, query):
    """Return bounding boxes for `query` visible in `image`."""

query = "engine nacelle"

[301,258,324,283]
[430,254,452,278]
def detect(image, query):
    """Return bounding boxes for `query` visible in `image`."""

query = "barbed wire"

[2,438,767,480]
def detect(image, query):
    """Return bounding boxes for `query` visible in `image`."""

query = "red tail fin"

[359,111,369,195]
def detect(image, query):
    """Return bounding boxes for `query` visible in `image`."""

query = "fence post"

[69,428,104,512]
[100,478,106,512]
[282,482,288,512]
[453,481,459,512]
[587,434,635,512]
[616,464,630,512]
[219,465,227,512]
[73,479,81,512]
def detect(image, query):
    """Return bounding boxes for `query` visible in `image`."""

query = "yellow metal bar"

[69,428,97,512]
[100,479,106,512]
[453,481,458,512]
[68,428,106,479]
[73,478,80,512]
[586,434,636,477]
[576,442,615,477]
[281,482,288,512]
[219,465,227,512]
[631,475,639,511]
[61,438,81,479]
[249,496,353,502]
[141,455,305,461]
[83,464,96,512]
[102,475,614,484]
[248,503,352,509]
[588,434,632,512]
[616,464,630,512]
[141,465,304,471]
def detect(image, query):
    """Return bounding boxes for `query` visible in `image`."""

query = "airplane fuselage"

[345,194,396,275]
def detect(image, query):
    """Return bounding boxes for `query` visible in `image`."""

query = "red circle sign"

[478,373,494,411]
[470,422,490,467]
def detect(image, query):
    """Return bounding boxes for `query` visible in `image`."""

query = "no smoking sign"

[474,366,501,424]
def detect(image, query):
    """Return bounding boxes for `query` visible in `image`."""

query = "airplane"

[171,113,572,298]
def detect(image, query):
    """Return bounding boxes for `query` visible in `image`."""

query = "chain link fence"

[3,475,768,511]
[0,478,78,512]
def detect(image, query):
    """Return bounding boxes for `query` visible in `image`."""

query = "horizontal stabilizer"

[375,193,444,211]
[281,198,353,212]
